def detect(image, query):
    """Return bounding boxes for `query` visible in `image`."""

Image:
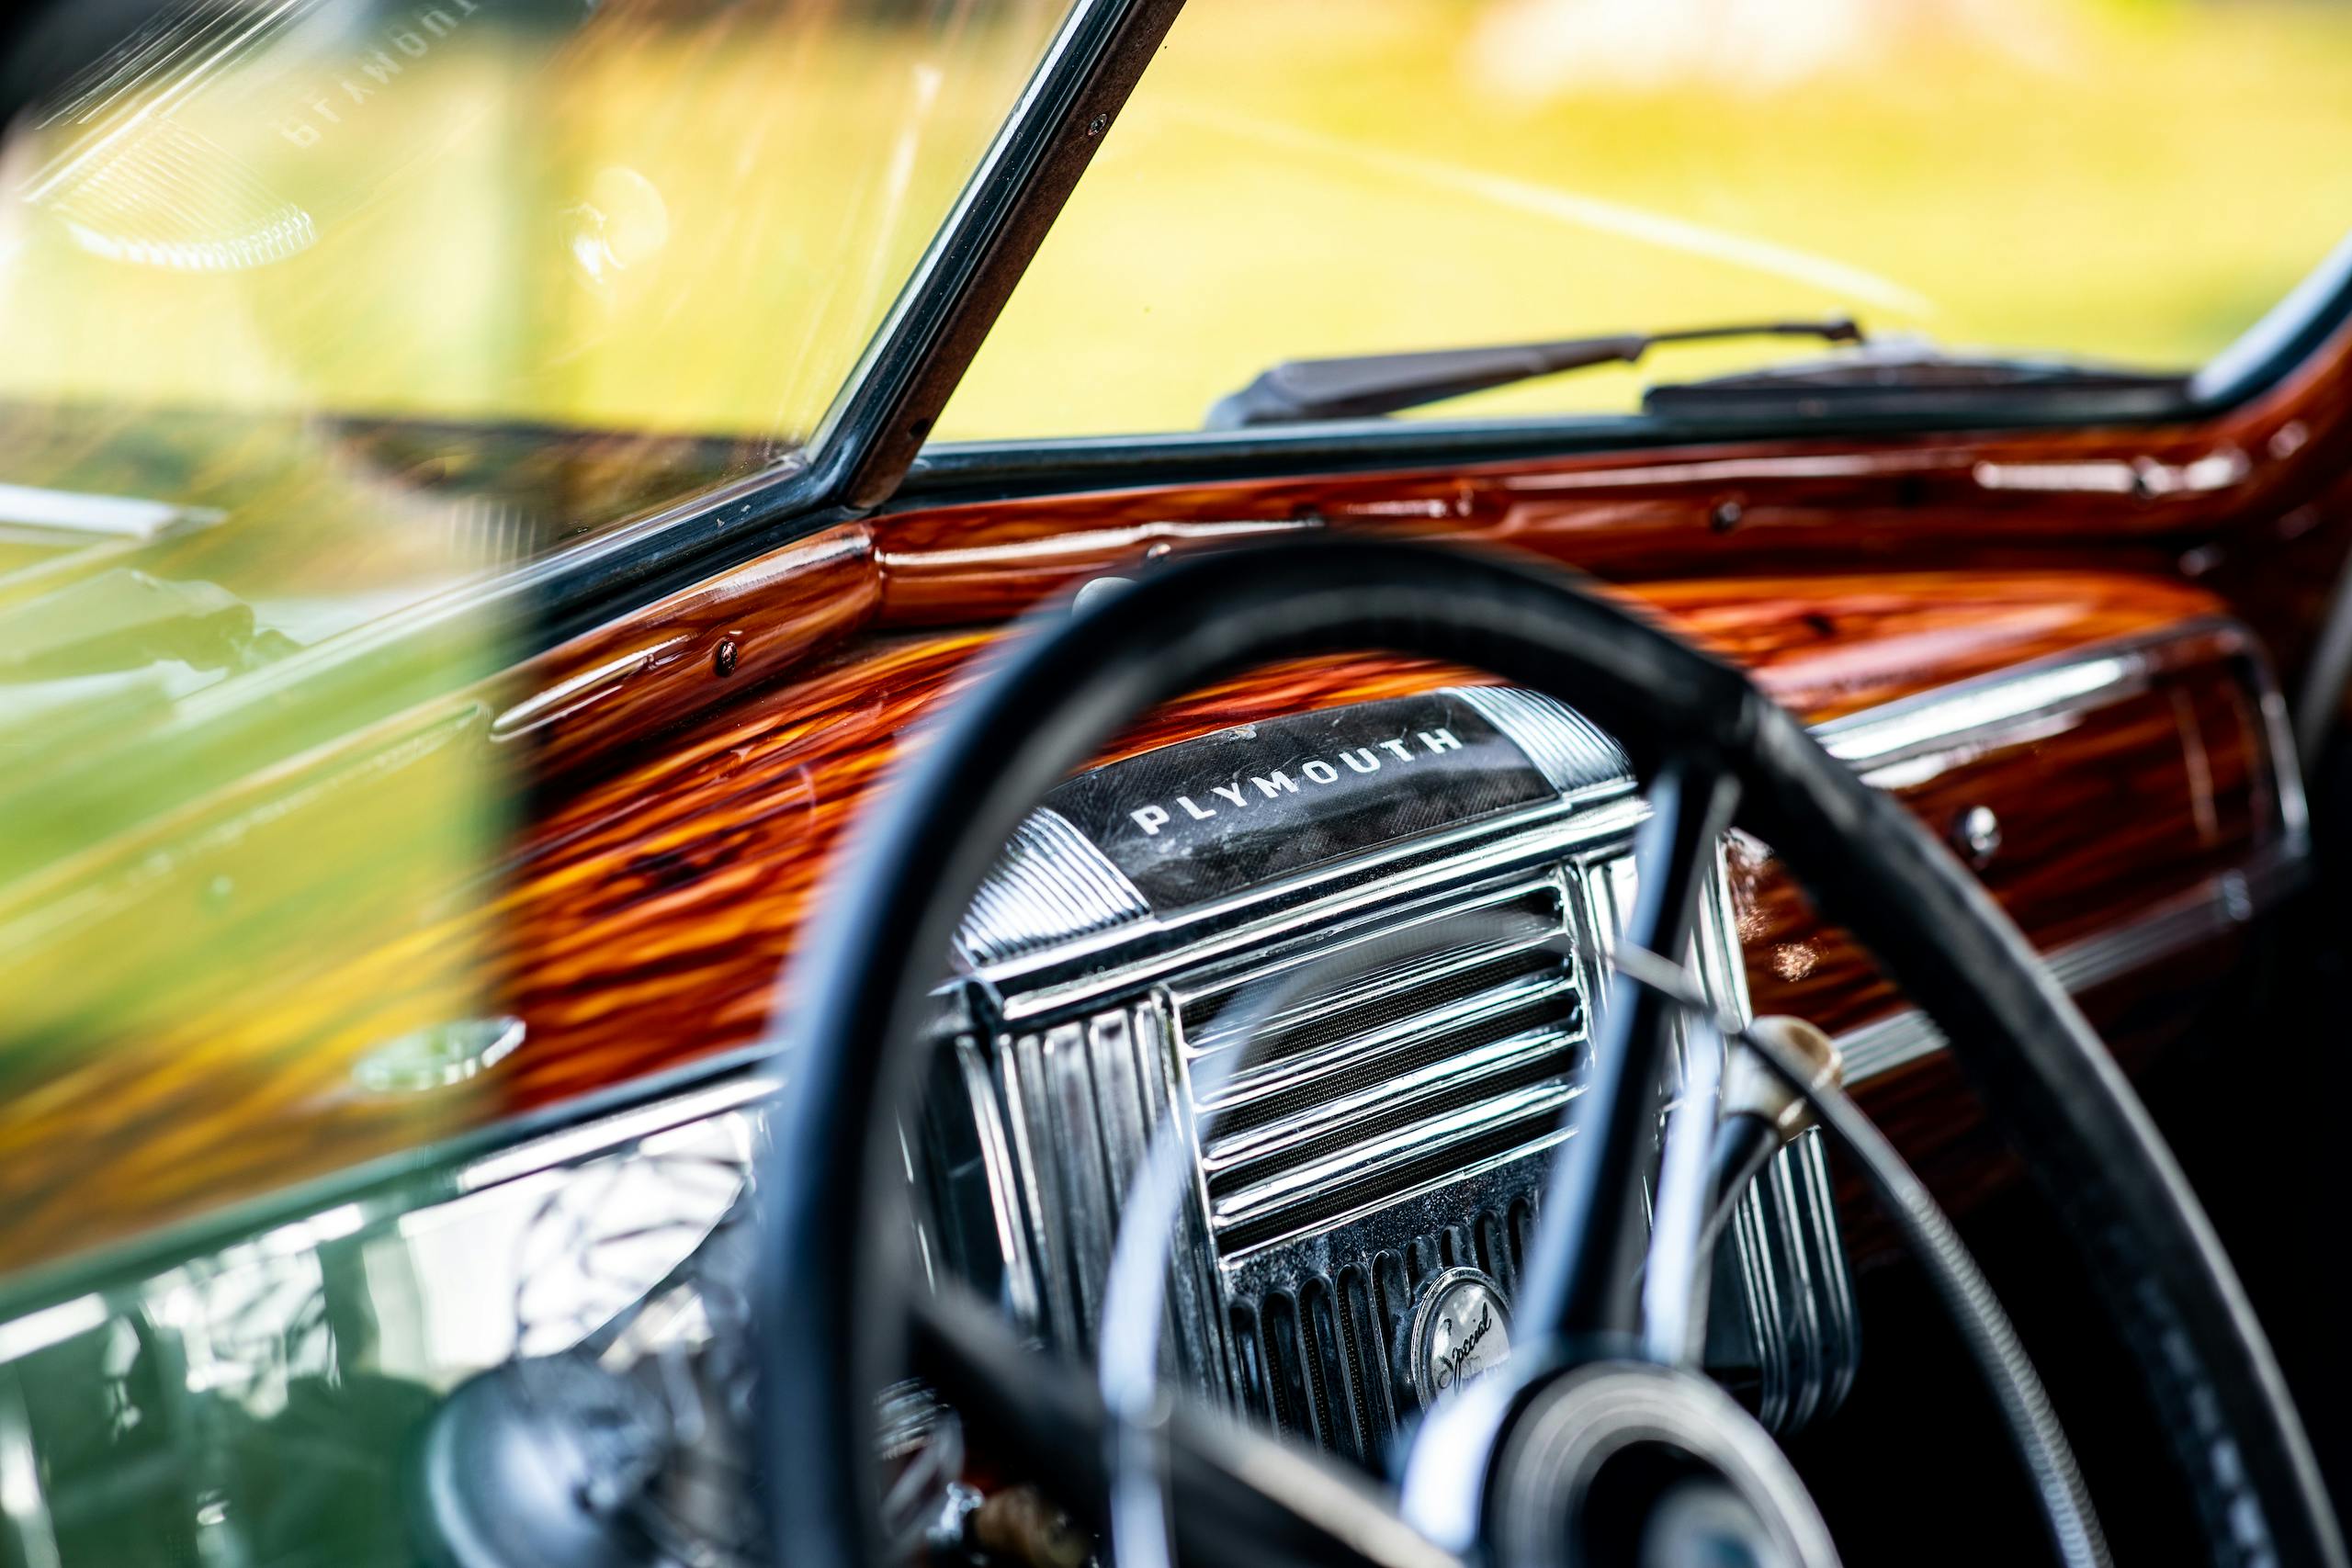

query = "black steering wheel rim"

[757,536,2343,1567]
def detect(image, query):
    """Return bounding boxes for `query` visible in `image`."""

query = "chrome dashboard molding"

[956,806,1151,967]
[1449,685,1633,793]
[1815,614,2308,1085]
[1835,849,2304,1084]
[1815,615,2302,833]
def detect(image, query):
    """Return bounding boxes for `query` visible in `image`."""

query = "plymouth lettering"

[1125,728,1463,838]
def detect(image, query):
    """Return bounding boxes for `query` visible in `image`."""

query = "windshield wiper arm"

[1204,316,1864,428]
[1640,342,2190,421]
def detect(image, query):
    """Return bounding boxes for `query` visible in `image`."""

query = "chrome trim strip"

[1837,851,2303,1083]
[956,806,1151,967]
[2256,670,2314,852]
[1165,874,1571,1040]
[1198,1025,1580,1172]
[1207,1080,1582,1235]
[457,1073,776,1193]
[1195,970,1579,1109]
[1449,684,1631,792]
[1813,616,2248,768]
[1212,1125,1580,1264]
[1825,653,2142,767]
[2294,538,2352,760]
[951,1034,1041,1336]
[490,635,695,742]
[1040,1021,1117,1336]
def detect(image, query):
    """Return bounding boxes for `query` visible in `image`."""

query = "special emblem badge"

[1402,1267,1512,1403]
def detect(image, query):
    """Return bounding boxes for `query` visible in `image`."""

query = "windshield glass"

[942,0,2352,439]
[0,0,1066,641]
[0,0,1068,1287]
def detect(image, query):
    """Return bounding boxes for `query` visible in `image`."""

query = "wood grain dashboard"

[0,556,2298,1282]
[8,308,2350,1284]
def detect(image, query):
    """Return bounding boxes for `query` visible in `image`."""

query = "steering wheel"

[756,537,2344,1568]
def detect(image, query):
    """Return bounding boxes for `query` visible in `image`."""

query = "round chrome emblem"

[1404,1267,1512,1403]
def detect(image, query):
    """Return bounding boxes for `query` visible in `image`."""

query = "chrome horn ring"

[1404,1359,1838,1568]
[757,536,2344,1568]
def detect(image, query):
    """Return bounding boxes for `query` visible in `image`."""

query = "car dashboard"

[0,546,2308,1563]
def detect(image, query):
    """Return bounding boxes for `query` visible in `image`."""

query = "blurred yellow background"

[4,0,2349,447]
[953,0,2352,436]
[1,0,2349,1285]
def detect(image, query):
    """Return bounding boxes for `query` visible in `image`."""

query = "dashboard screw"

[1951,805,2001,869]
[1710,499,1744,533]
[714,638,740,677]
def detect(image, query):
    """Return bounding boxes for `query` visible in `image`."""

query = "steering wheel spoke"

[910,1288,1461,1568]
[763,536,2346,1568]
[1515,755,1741,1363]
[1638,978,1731,1368]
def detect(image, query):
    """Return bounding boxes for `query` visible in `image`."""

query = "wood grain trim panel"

[0,573,2274,1279]
[1740,619,2294,1041]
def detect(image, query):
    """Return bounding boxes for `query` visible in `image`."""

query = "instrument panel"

[936,685,1853,1455]
[0,599,2305,1563]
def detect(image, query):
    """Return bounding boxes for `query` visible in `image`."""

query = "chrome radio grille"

[1178,879,1585,1258]
[929,687,1858,1462]
[1178,884,1590,1461]
[1225,1190,1539,1459]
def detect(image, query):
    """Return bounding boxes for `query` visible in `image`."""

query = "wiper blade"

[1204,316,1864,429]
[0,568,295,682]
[1642,341,2191,421]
